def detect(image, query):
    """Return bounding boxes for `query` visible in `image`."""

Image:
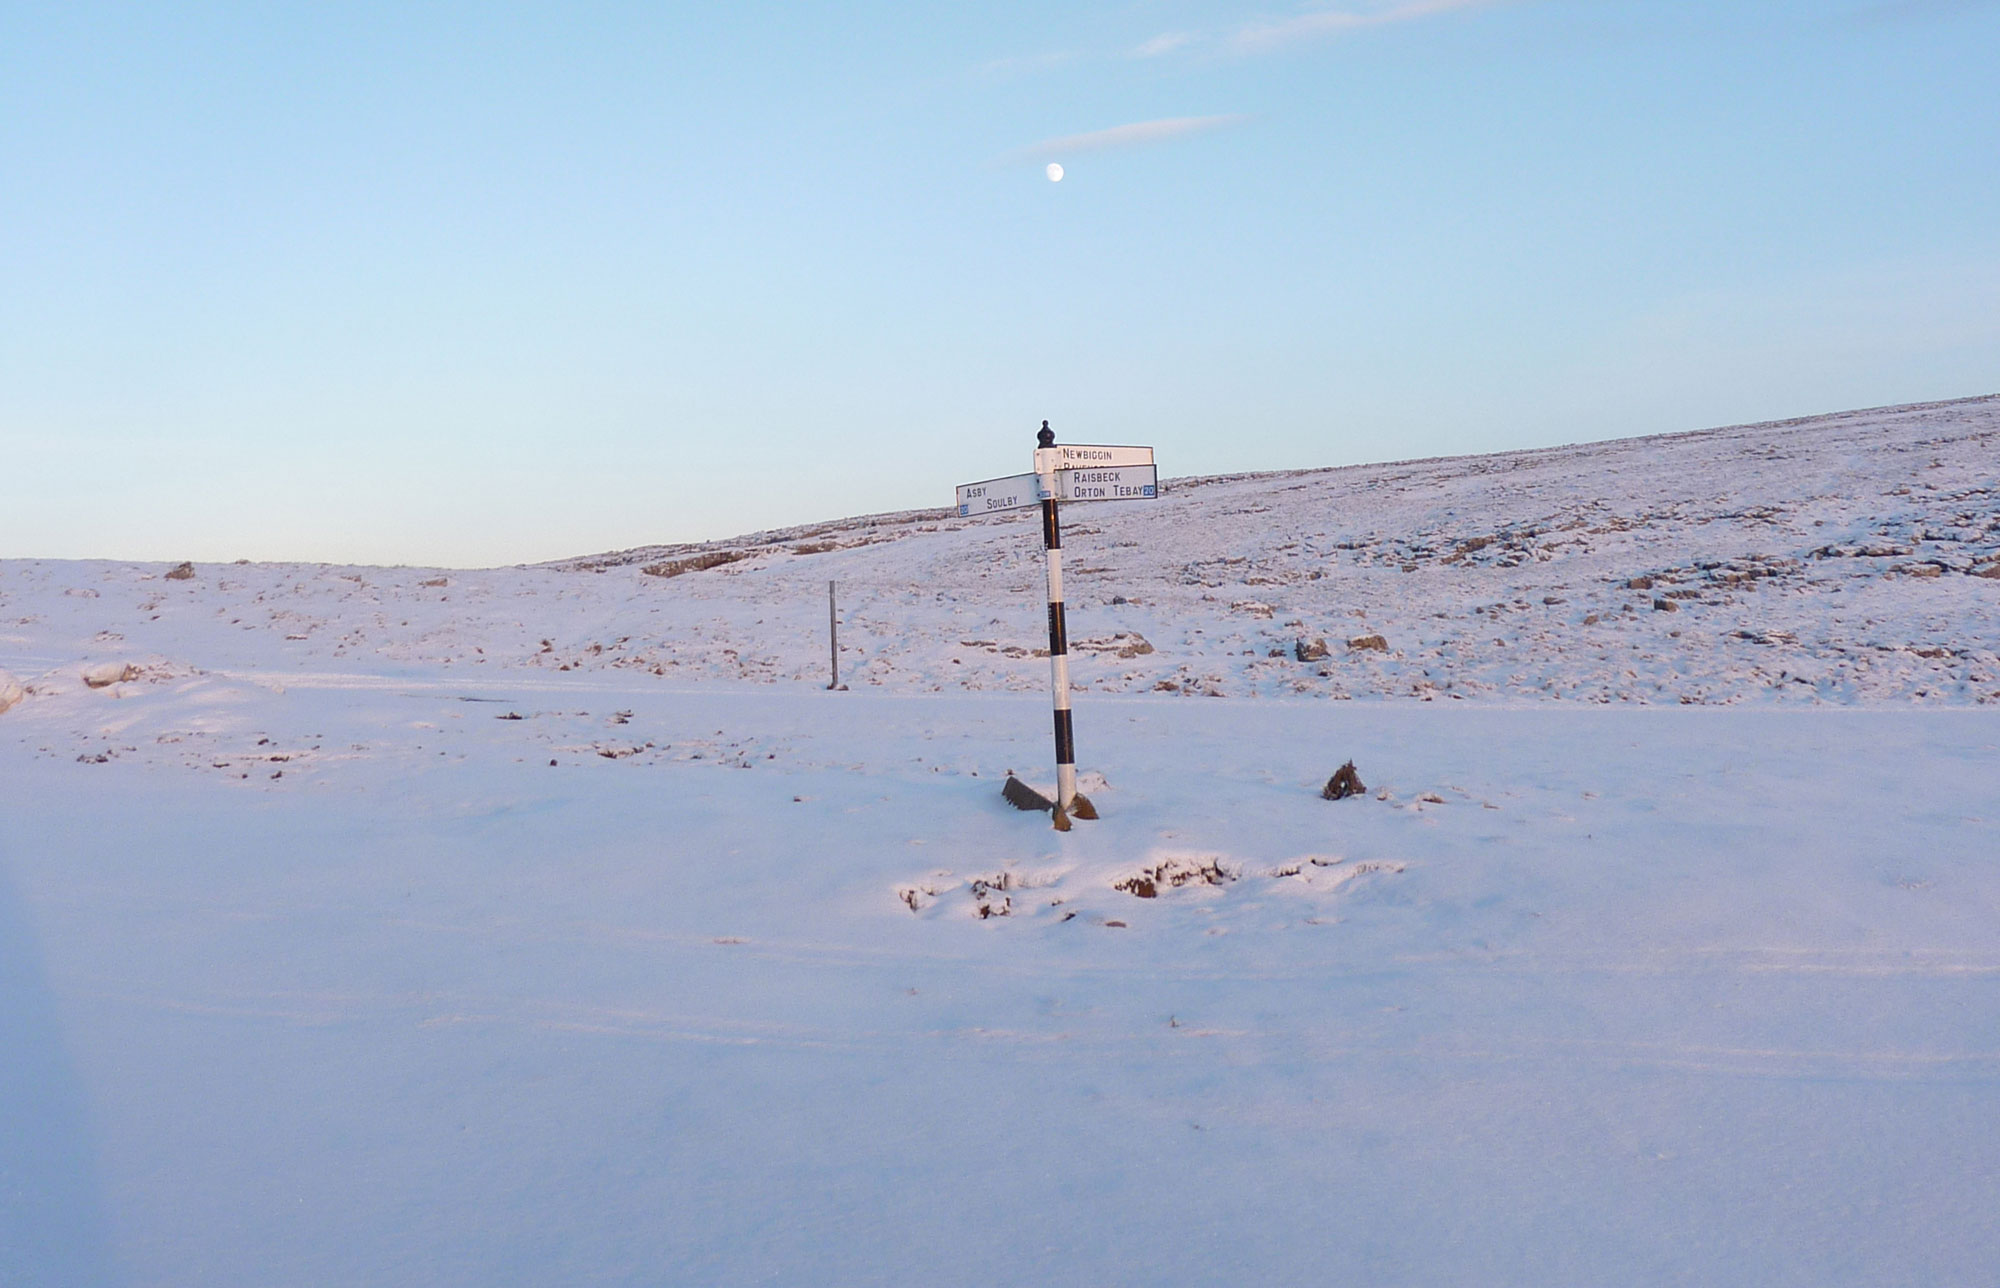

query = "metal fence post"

[827,580,839,691]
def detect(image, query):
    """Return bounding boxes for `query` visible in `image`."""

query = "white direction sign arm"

[1036,444,1154,473]
[1056,464,1157,502]
[955,471,1045,517]
[959,455,1160,512]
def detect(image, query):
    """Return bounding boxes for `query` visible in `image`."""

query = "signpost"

[954,421,1161,830]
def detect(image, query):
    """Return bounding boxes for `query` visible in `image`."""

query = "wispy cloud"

[1002,114,1251,165]
[1132,31,1197,58]
[1231,0,1502,51]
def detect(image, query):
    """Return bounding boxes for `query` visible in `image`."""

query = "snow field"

[4,672,1998,1285]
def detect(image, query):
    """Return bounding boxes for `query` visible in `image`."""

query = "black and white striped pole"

[1033,422,1085,827]
[954,421,1160,830]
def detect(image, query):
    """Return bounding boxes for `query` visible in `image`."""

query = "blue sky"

[3,0,1995,566]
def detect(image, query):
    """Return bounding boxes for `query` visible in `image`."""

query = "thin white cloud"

[1005,114,1251,165]
[1132,31,1197,57]
[1232,0,1502,51]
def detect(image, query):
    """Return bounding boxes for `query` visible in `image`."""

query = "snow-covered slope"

[5,395,1996,724]
[3,398,1998,1287]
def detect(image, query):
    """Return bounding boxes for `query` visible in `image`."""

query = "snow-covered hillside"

[5,396,1996,727]
[3,397,1997,1287]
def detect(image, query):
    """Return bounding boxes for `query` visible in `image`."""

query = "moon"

[1046,162,1064,183]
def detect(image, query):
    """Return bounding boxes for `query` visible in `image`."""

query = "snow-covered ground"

[3,397,1998,1285]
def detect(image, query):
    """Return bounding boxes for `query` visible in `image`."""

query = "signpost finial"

[1037,421,1055,448]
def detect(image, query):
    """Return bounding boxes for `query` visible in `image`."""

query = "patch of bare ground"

[1115,857,1236,899]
